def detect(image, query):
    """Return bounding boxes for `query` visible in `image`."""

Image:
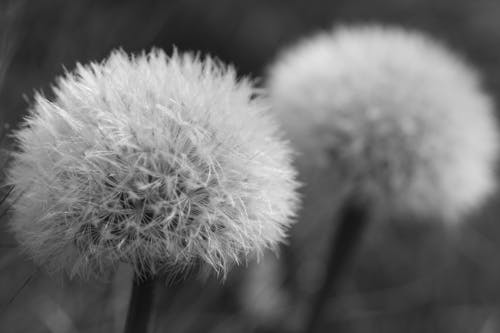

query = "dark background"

[1,0,500,332]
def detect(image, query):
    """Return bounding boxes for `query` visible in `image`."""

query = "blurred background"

[2,0,500,332]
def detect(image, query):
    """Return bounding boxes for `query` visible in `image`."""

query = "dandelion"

[7,49,299,280]
[267,25,499,332]
[268,24,498,222]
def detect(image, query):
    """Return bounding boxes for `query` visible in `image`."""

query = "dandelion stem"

[124,274,155,333]
[304,196,370,333]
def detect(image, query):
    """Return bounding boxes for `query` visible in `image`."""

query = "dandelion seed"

[268,25,499,221]
[7,49,299,279]
[268,24,500,332]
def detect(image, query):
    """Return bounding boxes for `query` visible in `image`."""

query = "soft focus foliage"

[6,49,299,279]
[268,25,499,221]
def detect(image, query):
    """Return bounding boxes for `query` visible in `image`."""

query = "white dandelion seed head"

[268,25,499,222]
[7,49,299,279]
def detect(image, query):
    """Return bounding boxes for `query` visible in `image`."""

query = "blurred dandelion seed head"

[268,25,499,221]
[7,49,299,279]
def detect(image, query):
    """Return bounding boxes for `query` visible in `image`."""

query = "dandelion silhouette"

[268,25,499,332]
[6,49,299,332]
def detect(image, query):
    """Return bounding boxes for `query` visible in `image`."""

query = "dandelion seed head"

[7,49,299,279]
[268,25,498,221]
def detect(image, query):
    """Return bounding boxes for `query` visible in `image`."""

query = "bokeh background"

[2,0,500,332]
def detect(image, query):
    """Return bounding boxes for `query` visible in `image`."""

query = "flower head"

[7,49,299,279]
[268,25,498,221]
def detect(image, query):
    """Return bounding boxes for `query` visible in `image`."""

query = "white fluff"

[7,49,299,279]
[268,25,498,221]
